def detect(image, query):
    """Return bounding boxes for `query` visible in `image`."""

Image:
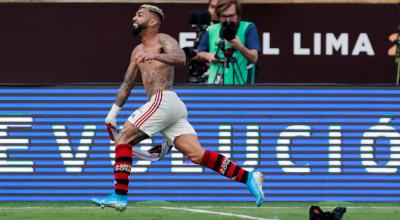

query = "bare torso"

[135,34,174,99]
[114,32,184,107]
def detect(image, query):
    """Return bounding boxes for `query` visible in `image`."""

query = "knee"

[116,129,148,146]
[115,131,129,145]
[186,150,205,165]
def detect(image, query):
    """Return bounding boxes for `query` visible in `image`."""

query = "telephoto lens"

[220,21,237,40]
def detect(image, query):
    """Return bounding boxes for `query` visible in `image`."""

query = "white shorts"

[128,90,196,142]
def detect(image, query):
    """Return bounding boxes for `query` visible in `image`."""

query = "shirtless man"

[91,5,264,212]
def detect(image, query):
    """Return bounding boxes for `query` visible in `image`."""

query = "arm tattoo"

[155,34,186,65]
[115,56,139,106]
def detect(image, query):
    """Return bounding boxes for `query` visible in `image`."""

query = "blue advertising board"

[0,85,399,202]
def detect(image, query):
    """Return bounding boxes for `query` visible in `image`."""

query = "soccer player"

[91,4,264,212]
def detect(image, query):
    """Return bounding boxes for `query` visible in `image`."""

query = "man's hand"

[226,36,242,50]
[226,36,258,64]
[105,104,121,127]
[205,52,217,63]
[134,51,158,63]
[105,116,117,127]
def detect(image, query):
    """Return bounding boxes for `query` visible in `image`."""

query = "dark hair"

[216,0,241,19]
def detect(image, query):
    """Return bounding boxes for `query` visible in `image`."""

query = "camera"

[183,47,209,83]
[184,11,211,83]
[220,21,238,41]
[186,11,210,50]
[188,11,211,28]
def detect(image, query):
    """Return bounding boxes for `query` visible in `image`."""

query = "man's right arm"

[105,49,140,126]
[195,32,216,63]
[196,51,216,63]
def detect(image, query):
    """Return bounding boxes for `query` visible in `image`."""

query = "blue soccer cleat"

[246,171,264,207]
[91,193,128,212]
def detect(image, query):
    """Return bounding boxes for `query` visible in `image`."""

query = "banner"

[1,85,400,201]
[0,3,398,84]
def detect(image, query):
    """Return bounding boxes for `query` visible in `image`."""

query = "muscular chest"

[137,45,165,70]
[138,59,167,74]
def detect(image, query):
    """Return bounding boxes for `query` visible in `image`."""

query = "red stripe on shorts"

[134,92,159,128]
[134,90,163,128]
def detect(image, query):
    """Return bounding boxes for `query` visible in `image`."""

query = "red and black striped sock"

[200,150,249,184]
[114,144,132,195]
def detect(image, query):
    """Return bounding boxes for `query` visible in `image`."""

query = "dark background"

[0,3,398,84]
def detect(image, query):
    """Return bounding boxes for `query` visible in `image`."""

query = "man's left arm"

[227,23,260,64]
[155,34,186,66]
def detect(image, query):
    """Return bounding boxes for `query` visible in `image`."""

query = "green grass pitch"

[0,201,399,220]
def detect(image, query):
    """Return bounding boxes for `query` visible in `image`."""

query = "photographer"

[197,0,260,85]
[184,0,219,83]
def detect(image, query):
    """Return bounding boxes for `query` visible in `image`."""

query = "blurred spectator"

[208,0,219,24]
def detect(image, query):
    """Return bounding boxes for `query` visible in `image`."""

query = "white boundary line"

[161,207,279,220]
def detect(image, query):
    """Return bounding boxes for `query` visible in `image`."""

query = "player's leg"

[172,132,264,207]
[92,90,172,211]
[113,121,149,195]
[174,133,248,182]
[91,121,148,211]
[109,90,165,197]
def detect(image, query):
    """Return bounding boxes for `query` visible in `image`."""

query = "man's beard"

[131,23,147,36]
